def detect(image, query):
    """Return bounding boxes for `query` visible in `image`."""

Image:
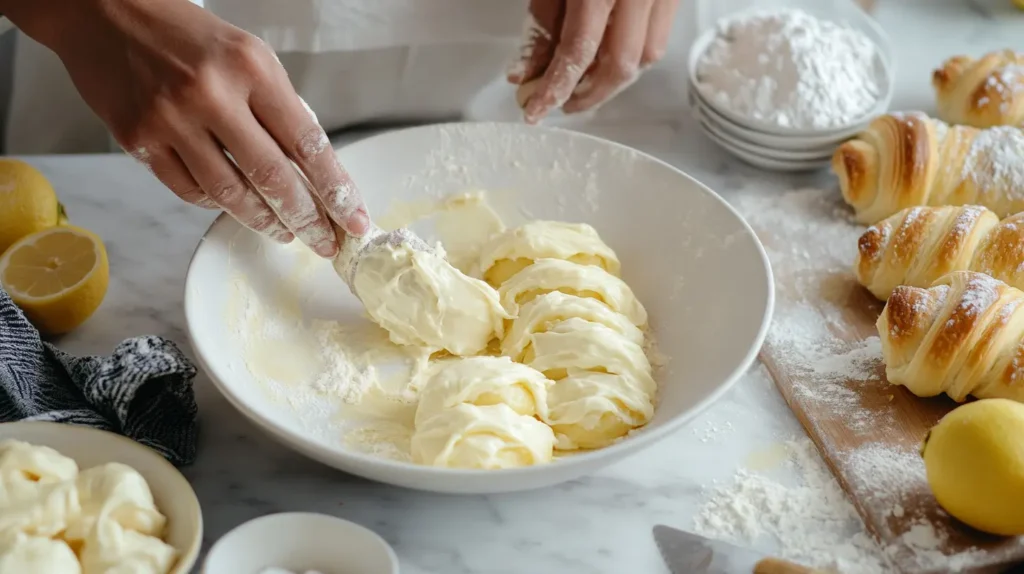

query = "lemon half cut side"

[0,225,109,335]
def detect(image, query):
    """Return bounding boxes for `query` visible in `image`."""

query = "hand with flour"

[0,0,370,258]
[508,0,681,123]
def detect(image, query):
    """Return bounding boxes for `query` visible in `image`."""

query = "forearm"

[0,0,103,50]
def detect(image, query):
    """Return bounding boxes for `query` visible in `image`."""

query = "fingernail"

[196,197,219,209]
[344,209,371,238]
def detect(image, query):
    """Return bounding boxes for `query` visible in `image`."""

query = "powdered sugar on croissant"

[933,49,1024,129]
[834,111,1024,224]
[878,270,1024,402]
[855,204,1024,300]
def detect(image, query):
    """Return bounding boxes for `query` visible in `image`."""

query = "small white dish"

[0,422,203,574]
[203,512,399,574]
[688,86,859,153]
[687,0,894,138]
[698,122,830,173]
[184,122,775,494]
[695,110,834,162]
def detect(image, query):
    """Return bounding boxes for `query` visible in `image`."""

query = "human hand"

[9,0,368,258]
[508,0,680,124]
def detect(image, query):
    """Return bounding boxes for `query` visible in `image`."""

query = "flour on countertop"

[694,438,890,573]
[696,9,884,129]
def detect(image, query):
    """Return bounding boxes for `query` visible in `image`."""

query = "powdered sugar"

[962,126,1024,194]
[695,8,884,129]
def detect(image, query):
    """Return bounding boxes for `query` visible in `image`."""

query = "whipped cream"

[0,440,176,574]
[352,242,508,356]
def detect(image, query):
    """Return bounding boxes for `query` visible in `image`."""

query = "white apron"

[4,0,698,155]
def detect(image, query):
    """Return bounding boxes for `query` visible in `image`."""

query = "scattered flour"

[695,8,884,129]
[732,187,887,432]
[694,438,889,573]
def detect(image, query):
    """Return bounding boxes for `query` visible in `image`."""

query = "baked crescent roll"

[855,205,1024,299]
[833,111,1024,224]
[878,270,1024,402]
[933,50,1024,128]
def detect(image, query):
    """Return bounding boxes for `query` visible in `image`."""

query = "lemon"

[0,159,60,255]
[0,225,109,336]
[921,398,1024,536]
[1015,0,1024,9]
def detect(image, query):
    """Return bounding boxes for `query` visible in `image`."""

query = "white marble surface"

[18,2,1024,572]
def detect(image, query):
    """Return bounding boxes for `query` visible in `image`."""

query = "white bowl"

[203,512,398,574]
[697,121,831,173]
[695,108,833,162]
[687,0,894,137]
[688,86,858,153]
[183,122,774,494]
[0,422,203,574]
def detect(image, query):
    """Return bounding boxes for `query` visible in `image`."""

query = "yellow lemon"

[921,398,1024,536]
[0,225,109,336]
[1015,0,1024,9]
[0,159,60,255]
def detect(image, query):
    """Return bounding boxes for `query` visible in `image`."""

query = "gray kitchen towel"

[0,284,198,465]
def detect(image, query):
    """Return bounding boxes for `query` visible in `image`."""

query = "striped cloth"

[0,285,198,466]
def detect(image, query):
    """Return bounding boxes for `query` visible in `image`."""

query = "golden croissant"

[878,270,1024,402]
[833,111,1024,224]
[933,50,1024,129]
[856,204,1024,300]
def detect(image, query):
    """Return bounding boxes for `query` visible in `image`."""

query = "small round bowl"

[203,512,399,574]
[700,125,830,173]
[688,86,862,153]
[695,109,834,162]
[687,1,894,138]
[0,421,203,574]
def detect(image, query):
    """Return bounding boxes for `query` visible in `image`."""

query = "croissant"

[832,111,1024,224]
[878,270,1024,402]
[855,204,1024,299]
[933,50,1024,129]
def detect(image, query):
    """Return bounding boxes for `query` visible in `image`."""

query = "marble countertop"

[20,2,1024,573]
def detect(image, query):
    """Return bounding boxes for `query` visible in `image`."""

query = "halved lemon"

[0,225,109,335]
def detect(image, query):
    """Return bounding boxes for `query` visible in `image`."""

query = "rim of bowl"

[687,9,895,137]
[203,512,399,574]
[697,119,832,171]
[0,421,203,574]
[182,121,776,484]
[694,107,836,162]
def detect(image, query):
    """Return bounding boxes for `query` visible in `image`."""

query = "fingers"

[211,103,339,258]
[250,84,370,239]
[643,0,680,67]
[563,0,655,113]
[508,0,564,85]
[144,146,219,209]
[522,0,614,124]
[173,131,295,244]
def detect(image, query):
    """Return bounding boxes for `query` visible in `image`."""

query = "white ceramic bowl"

[184,122,774,494]
[695,109,833,162]
[688,0,894,138]
[203,512,398,574]
[0,422,203,573]
[688,87,858,154]
[698,124,830,172]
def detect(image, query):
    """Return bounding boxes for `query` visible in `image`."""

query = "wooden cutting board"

[734,187,1024,574]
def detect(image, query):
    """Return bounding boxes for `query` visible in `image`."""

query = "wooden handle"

[753,557,826,574]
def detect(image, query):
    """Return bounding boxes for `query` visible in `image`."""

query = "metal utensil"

[652,524,826,574]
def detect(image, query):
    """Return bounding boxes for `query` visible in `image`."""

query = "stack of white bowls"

[686,5,896,172]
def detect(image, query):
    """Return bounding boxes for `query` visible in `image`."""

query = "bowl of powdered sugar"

[687,3,894,169]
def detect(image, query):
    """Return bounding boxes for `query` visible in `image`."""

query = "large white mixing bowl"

[184,122,774,494]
